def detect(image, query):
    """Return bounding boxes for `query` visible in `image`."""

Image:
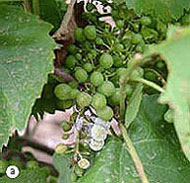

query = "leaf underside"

[0,5,56,149]
[77,95,190,183]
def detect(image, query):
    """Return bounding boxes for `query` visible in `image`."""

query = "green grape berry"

[91,93,107,110]
[0,160,8,174]
[125,84,133,96]
[68,81,78,89]
[116,20,124,29]
[65,55,77,68]
[75,53,82,61]
[67,44,77,54]
[74,27,85,43]
[144,71,157,80]
[62,134,70,140]
[109,88,120,106]
[56,99,73,110]
[96,106,114,121]
[26,160,39,169]
[99,53,113,69]
[83,63,93,73]
[90,71,104,86]
[164,109,174,123]
[140,16,151,26]
[131,34,143,44]
[54,84,72,100]
[97,81,115,97]
[74,68,88,83]
[156,60,165,69]
[76,92,92,108]
[70,89,80,99]
[113,55,123,67]
[130,67,144,80]
[114,43,124,52]
[74,166,84,177]
[84,25,97,40]
[62,120,72,131]
[95,37,104,45]
[116,68,127,77]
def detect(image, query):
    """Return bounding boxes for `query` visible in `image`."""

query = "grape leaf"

[0,5,56,148]
[125,83,143,128]
[150,27,190,161]
[53,153,72,183]
[0,168,47,183]
[125,0,190,22]
[77,95,190,183]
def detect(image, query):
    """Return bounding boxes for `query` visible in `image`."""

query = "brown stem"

[54,68,75,82]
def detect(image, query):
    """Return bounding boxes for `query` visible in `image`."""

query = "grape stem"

[133,78,165,93]
[120,124,149,183]
[54,68,75,82]
[32,0,40,16]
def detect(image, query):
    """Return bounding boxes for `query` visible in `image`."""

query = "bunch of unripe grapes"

[54,1,167,121]
[54,24,134,121]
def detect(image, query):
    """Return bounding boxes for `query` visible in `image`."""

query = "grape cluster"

[51,0,169,179]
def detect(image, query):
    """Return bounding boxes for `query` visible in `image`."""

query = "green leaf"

[77,95,190,183]
[125,83,143,128]
[151,26,190,161]
[125,0,190,22]
[53,153,72,183]
[0,5,56,148]
[0,168,47,183]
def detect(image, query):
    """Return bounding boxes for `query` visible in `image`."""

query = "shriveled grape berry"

[76,92,92,108]
[97,81,115,97]
[55,144,68,154]
[96,106,114,121]
[84,25,97,40]
[91,93,107,110]
[90,71,104,86]
[99,53,113,69]
[74,68,88,83]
